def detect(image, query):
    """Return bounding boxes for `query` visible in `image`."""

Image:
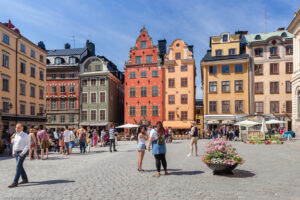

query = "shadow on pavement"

[46,157,68,160]
[143,169,181,173]
[0,155,12,161]
[216,169,256,178]
[169,170,204,176]
[21,180,75,187]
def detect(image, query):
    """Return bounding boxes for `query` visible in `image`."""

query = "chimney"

[65,43,70,49]
[235,30,248,35]
[86,40,95,56]
[277,27,285,31]
[158,39,167,64]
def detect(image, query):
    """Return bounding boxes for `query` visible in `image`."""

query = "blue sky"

[0,0,298,98]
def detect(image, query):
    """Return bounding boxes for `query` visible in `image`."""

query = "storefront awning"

[163,121,193,129]
[80,122,108,126]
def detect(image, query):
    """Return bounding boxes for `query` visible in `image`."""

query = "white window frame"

[99,109,106,121]
[90,109,97,121]
[90,92,97,104]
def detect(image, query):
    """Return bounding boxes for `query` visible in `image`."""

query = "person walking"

[63,126,71,155]
[86,128,92,153]
[93,128,99,147]
[37,125,49,160]
[168,127,173,143]
[109,125,118,152]
[100,128,106,147]
[29,128,39,160]
[187,121,199,157]
[148,121,168,177]
[69,128,76,154]
[164,128,169,144]
[58,128,64,154]
[8,123,30,188]
[137,126,147,172]
[77,126,87,153]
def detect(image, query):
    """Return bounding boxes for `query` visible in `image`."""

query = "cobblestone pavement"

[1,140,300,200]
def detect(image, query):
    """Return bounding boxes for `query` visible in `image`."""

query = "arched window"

[69,57,77,64]
[255,35,261,40]
[281,32,287,37]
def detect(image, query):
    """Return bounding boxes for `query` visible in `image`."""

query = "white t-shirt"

[70,131,75,141]
[150,128,158,140]
[63,130,71,142]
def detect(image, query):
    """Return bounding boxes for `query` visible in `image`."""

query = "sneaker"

[187,153,192,157]
[8,183,18,188]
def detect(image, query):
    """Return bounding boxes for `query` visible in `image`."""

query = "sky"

[0,0,298,98]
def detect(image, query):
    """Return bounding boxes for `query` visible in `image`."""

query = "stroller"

[103,134,110,146]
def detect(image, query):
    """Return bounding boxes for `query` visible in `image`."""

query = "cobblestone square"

[1,140,300,200]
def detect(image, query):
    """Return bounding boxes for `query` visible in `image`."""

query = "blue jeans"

[13,152,28,184]
[79,142,86,153]
[164,135,169,143]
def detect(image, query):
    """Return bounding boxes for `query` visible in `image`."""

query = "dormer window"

[255,35,261,40]
[69,57,76,64]
[141,41,147,49]
[215,49,222,56]
[281,32,287,37]
[55,57,63,64]
[222,34,228,42]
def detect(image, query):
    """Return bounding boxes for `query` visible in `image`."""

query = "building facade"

[124,27,166,126]
[245,29,293,130]
[79,56,124,130]
[288,8,300,136]
[201,32,250,130]
[163,39,195,131]
[0,20,47,134]
[46,41,95,130]
[195,99,204,137]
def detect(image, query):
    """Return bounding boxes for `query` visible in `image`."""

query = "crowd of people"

[204,127,240,141]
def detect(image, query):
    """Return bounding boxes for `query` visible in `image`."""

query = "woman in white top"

[137,126,147,172]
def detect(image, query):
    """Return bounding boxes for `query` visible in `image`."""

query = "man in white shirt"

[8,123,30,188]
[63,126,71,155]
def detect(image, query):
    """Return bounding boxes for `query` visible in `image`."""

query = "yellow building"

[195,99,204,137]
[0,21,47,134]
[163,39,195,133]
[201,32,250,130]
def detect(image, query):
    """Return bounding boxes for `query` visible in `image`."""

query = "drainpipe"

[15,35,21,122]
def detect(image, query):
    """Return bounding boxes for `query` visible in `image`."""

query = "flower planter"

[206,163,238,175]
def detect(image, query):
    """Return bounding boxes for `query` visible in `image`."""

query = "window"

[100,110,105,120]
[130,106,136,116]
[31,49,36,58]
[235,80,243,92]
[30,84,36,98]
[130,87,136,97]
[51,86,56,94]
[286,81,291,93]
[38,105,44,115]
[135,56,141,64]
[91,93,96,103]
[69,85,75,93]
[270,47,278,56]
[60,86,66,94]
[222,34,228,42]
[60,115,65,123]
[254,64,263,75]
[270,101,279,113]
[168,78,175,88]
[30,66,36,78]
[39,55,44,63]
[146,55,153,63]
[141,105,147,116]
[69,57,76,64]
[152,106,159,116]
[69,114,75,123]
[255,82,264,94]
[286,101,292,113]
[69,99,75,110]
[152,86,159,97]
[209,101,217,112]
[2,100,9,113]
[91,79,97,86]
[51,100,57,110]
[2,77,9,91]
[235,64,243,73]
[152,70,159,77]
[221,81,230,92]
[140,71,147,78]
[51,73,56,79]
[270,82,279,94]
[91,110,96,120]
[222,65,229,73]
[20,44,26,53]
[30,104,36,115]
[229,48,235,55]
[141,87,147,97]
[215,50,222,56]
[39,87,44,99]
[20,102,26,115]
[209,81,217,93]
[100,92,105,103]
[82,93,87,103]
[181,94,188,104]
[20,61,26,74]
[50,115,56,124]
[141,41,147,49]
[96,65,103,71]
[270,63,279,74]
[82,79,88,86]
[168,66,175,72]
[286,45,293,55]
[82,111,87,121]
[20,81,26,95]
[181,111,187,120]
[196,119,201,124]
[2,33,9,44]
[175,53,181,59]
[254,48,263,57]
[168,95,175,104]
[39,69,44,81]
[181,78,188,87]
[100,78,105,86]
[286,62,293,74]
[255,102,264,113]
[209,66,217,74]
[60,99,66,110]
[255,35,261,40]
[181,65,187,71]
[168,111,175,120]
[2,51,9,68]
[55,57,62,64]
[60,73,66,79]
[130,72,136,79]
[235,100,244,113]
[222,101,230,113]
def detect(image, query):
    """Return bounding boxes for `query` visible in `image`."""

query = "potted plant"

[202,138,244,175]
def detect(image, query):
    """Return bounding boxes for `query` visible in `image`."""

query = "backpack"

[157,134,165,145]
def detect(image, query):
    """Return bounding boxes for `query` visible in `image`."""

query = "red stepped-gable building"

[124,27,166,126]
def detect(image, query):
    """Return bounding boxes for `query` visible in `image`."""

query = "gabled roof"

[47,48,87,56]
[244,30,293,44]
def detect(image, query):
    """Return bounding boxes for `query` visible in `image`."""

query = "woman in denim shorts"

[137,126,147,172]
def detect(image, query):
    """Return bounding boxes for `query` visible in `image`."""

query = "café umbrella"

[235,120,260,140]
[265,119,287,124]
[116,124,140,138]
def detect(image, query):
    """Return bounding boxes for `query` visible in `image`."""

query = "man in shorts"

[187,121,199,157]
[37,125,49,160]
